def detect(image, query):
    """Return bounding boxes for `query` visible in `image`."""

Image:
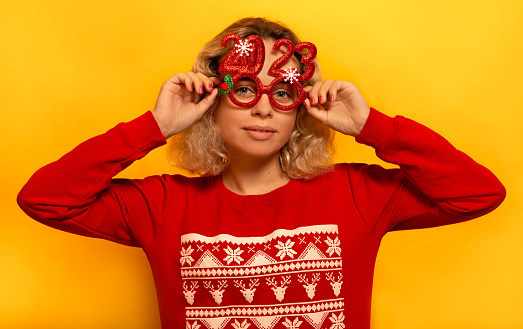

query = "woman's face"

[214,39,301,161]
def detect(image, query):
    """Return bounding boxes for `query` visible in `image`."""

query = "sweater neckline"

[212,175,298,202]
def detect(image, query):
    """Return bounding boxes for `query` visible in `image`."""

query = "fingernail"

[209,84,214,90]
[319,96,325,103]
[198,87,203,94]
[188,85,193,91]
[311,97,316,105]
[330,96,335,102]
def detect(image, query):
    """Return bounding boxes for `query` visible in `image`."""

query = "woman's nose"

[251,94,274,118]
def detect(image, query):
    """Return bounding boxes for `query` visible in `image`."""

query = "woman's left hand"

[303,80,370,137]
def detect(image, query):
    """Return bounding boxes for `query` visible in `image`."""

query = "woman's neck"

[221,154,290,195]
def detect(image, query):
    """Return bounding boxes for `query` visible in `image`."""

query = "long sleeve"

[349,108,506,240]
[17,111,169,248]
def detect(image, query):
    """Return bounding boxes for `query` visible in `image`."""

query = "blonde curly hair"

[167,17,335,179]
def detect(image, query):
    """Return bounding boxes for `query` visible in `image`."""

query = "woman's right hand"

[152,72,220,139]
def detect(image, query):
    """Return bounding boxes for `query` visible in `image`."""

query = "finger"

[318,80,333,104]
[196,72,215,92]
[165,73,182,85]
[186,71,203,95]
[195,88,218,116]
[303,86,313,93]
[327,80,343,102]
[164,73,188,90]
[210,77,223,91]
[192,91,202,104]
[209,76,221,86]
[174,72,194,92]
[303,97,327,124]
[307,82,323,106]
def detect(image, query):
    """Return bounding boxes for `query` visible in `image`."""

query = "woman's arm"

[304,81,506,239]
[17,72,220,248]
[17,112,169,247]
[352,108,505,238]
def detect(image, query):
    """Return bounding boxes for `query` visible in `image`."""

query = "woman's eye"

[273,89,292,100]
[233,86,256,96]
[275,91,289,98]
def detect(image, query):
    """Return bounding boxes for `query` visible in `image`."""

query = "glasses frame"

[218,34,317,112]
[228,73,304,111]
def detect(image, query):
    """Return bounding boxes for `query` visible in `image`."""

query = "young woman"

[17,17,505,329]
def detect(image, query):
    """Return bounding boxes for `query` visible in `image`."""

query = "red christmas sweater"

[17,108,505,329]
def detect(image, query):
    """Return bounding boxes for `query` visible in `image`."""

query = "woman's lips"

[243,126,276,140]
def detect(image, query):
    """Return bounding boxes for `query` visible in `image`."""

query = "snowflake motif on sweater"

[181,246,195,266]
[275,239,297,260]
[180,225,345,329]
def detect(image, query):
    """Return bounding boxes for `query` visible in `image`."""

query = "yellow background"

[1,0,521,328]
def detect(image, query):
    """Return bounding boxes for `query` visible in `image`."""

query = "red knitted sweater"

[18,108,505,329]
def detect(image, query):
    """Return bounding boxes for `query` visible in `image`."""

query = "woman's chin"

[229,148,282,163]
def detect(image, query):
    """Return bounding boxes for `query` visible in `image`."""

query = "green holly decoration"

[218,75,233,96]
